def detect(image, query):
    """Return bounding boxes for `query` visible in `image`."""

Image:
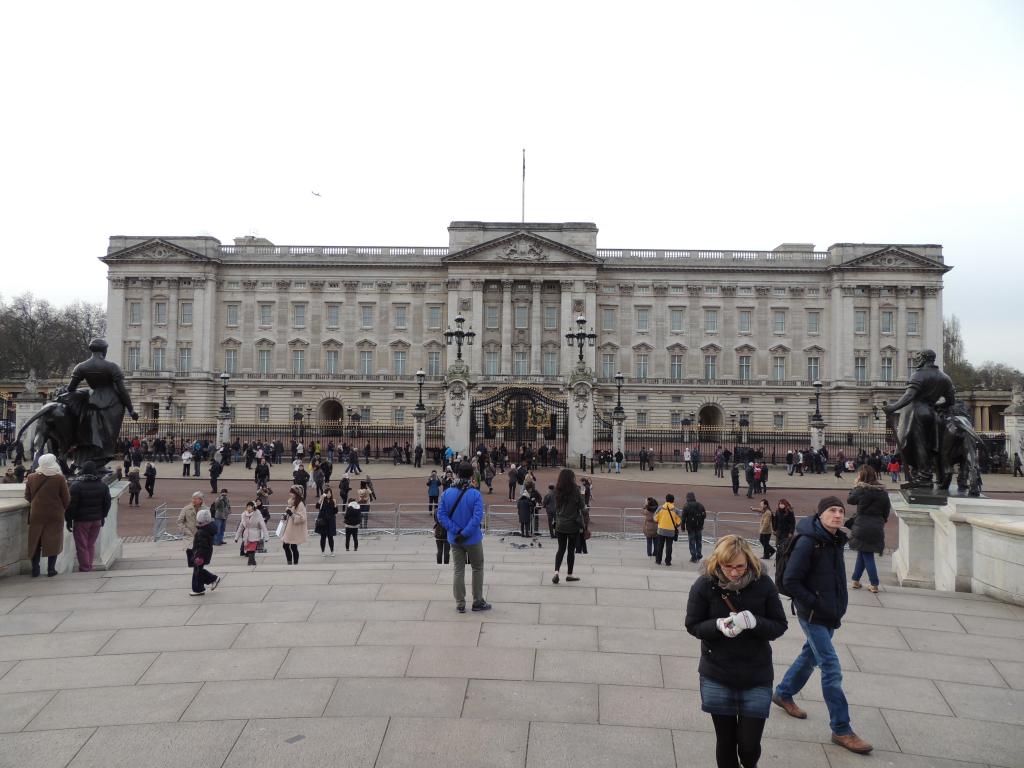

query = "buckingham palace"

[102,220,948,450]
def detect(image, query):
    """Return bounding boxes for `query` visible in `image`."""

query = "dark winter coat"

[681,498,706,533]
[66,474,112,525]
[554,489,587,535]
[783,515,849,629]
[643,500,659,538]
[846,483,890,555]
[773,507,796,539]
[685,571,788,689]
[25,472,70,557]
[192,522,215,565]
[517,493,535,525]
[315,498,338,537]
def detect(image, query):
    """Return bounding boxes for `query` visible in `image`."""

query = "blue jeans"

[213,518,227,544]
[776,618,852,735]
[688,532,702,561]
[852,551,879,586]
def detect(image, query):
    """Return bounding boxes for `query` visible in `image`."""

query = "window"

[394,305,408,329]
[773,310,786,334]
[544,306,558,330]
[393,350,407,376]
[258,349,271,374]
[671,412,682,428]
[854,310,868,334]
[485,350,499,375]
[152,346,165,371]
[514,305,528,329]
[738,355,752,380]
[427,306,442,329]
[290,349,305,374]
[326,304,340,328]
[807,356,820,381]
[179,301,193,326]
[293,304,306,328]
[773,355,786,381]
[543,351,558,376]
[359,350,374,375]
[670,309,685,332]
[704,354,717,379]
[224,304,238,327]
[486,305,499,329]
[126,346,140,370]
[360,305,374,328]
[129,302,141,325]
[704,309,718,333]
[154,302,167,325]
[670,354,684,380]
[807,287,820,296]
[881,356,894,381]
[427,350,441,376]
[602,353,615,379]
[807,311,821,334]
[636,308,650,332]
[855,356,867,382]
[902,310,919,335]
[393,407,405,424]
[359,405,371,421]
[175,405,186,420]
[738,310,752,334]
[259,406,270,423]
[513,350,528,375]
[858,414,870,430]
[636,411,648,426]
[774,413,785,429]
[881,310,895,334]
[224,348,237,374]
[177,346,191,372]
[601,308,615,330]
[325,349,339,374]
[635,353,649,379]
[259,304,273,326]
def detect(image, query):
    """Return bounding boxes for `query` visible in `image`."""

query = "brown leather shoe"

[831,732,873,754]
[771,694,807,719]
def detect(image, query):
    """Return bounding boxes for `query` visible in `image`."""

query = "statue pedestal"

[893,498,939,589]
[931,497,1024,595]
[14,393,46,461]
[412,407,426,453]
[567,363,595,467]
[809,420,826,451]
[443,361,472,456]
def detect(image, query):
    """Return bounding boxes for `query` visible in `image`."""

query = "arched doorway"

[318,399,343,421]
[698,404,724,427]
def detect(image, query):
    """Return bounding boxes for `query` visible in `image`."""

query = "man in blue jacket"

[773,496,873,755]
[436,462,491,613]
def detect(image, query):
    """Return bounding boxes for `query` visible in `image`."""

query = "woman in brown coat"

[24,453,70,578]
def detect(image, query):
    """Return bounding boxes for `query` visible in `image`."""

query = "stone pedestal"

[892,498,940,589]
[14,393,46,462]
[1004,410,1024,469]
[444,360,472,456]
[567,363,595,466]
[809,419,826,451]
[612,411,626,462]
[217,414,232,446]
[961,514,1024,606]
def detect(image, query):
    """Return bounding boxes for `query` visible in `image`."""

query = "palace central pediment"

[102,238,215,264]
[442,231,600,265]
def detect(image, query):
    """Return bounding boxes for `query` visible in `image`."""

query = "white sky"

[3,1,1022,368]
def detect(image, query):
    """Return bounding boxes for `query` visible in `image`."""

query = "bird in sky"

[311,191,321,197]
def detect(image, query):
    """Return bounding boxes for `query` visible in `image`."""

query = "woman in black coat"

[686,534,788,768]
[315,488,339,556]
[517,486,535,537]
[846,465,891,593]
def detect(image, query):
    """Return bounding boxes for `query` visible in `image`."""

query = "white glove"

[731,610,757,631]
[716,617,741,638]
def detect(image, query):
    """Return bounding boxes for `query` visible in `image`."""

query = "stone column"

[14,391,46,464]
[567,365,594,466]
[924,286,943,366]
[530,280,542,374]
[500,280,513,375]
[413,406,426,453]
[192,277,209,374]
[471,280,484,375]
[560,280,574,376]
[809,419,826,450]
[444,361,472,455]
[140,278,153,368]
[166,278,179,369]
[584,281,598,373]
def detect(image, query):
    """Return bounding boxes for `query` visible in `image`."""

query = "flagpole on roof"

[521,148,526,224]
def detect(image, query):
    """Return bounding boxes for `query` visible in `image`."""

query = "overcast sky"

[3,1,1021,368]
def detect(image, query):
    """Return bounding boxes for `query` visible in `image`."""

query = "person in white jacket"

[234,500,269,566]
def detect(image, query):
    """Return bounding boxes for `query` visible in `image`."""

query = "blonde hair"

[706,535,762,579]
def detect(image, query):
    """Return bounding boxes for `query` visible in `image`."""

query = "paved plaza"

[1,532,1023,768]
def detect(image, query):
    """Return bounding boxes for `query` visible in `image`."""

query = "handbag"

[275,519,286,538]
[244,541,258,553]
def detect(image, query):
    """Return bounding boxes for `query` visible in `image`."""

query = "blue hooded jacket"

[782,514,849,629]
[436,484,485,546]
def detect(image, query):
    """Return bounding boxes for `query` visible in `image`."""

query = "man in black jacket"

[65,461,111,572]
[773,496,872,755]
[680,492,706,563]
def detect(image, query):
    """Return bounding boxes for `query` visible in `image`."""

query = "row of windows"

[853,308,920,335]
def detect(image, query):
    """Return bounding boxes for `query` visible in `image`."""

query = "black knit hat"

[817,496,846,516]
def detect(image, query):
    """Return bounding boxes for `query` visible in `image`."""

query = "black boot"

[47,556,58,577]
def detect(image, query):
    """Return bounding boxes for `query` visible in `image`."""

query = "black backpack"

[773,533,822,597]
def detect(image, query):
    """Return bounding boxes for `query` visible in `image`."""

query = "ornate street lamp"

[444,313,476,361]
[613,370,625,415]
[730,412,736,431]
[219,372,230,416]
[415,369,426,409]
[565,314,597,363]
[812,380,823,422]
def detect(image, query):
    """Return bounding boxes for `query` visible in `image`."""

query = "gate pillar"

[612,409,626,458]
[567,362,595,465]
[444,360,472,456]
[1006,384,1024,468]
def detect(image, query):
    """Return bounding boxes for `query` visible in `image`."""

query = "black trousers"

[711,714,765,768]
[554,532,575,574]
[320,533,334,552]
[436,539,450,564]
[345,528,358,550]
[759,534,775,559]
[30,542,57,576]
[654,535,673,564]
[282,542,299,564]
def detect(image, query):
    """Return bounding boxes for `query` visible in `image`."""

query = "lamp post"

[219,372,230,416]
[812,380,823,422]
[565,314,597,364]
[730,412,736,431]
[305,406,312,443]
[444,313,476,361]
[613,371,624,415]
[415,369,426,410]
[165,394,174,437]
[414,368,427,453]
[293,408,302,440]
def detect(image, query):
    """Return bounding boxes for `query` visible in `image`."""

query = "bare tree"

[0,293,107,379]
[943,314,965,366]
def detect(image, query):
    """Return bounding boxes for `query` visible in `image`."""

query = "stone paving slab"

[309,599,427,622]
[329,568,442,584]
[956,613,1024,639]
[181,678,337,721]
[478,622,597,651]
[187,600,315,625]
[832,621,911,650]
[377,716,529,768]
[68,721,245,768]
[936,680,1024,725]
[27,682,202,729]
[357,619,481,647]
[876,591,1024,619]
[11,590,150,614]
[904,629,1024,662]
[0,728,97,768]
[0,597,24,614]
[464,679,598,723]
[598,626,697,656]
[222,717,387,768]
[232,620,363,649]
[0,611,69,636]
[141,647,288,684]
[842,604,966,632]
[992,659,1024,689]
[882,708,1024,767]
[0,653,157,694]
[597,586,685,608]
[0,691,56,733]
[0,578,106,598]
[210,568,335,586]
[848,644,1008,686]
[98,624,244,654]
[424,599,540,624]
[324,677,467,718]
[486,585,597,605]
[540,602,655,628]
[406,646,536,680]
[264,583,382,603]
[376,583,473,601]
[783,666,953,716]
[660,655,701,690]
[55,605,197,632]
[528,722,677,768]
[276,645,411,679]
[535,649,664,686]
[672,730,831,768]
[0,630,113,662]
[820,745,990,768]
[141,585,271,606]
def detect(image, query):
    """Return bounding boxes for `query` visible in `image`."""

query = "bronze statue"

[16,339,138,470]
[883,349,983,499]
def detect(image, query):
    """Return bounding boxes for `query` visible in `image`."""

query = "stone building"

[101,220,949,448]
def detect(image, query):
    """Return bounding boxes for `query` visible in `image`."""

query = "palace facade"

[102,220,949,434]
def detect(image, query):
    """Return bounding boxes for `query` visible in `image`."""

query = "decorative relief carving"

[445,278,462,290]
[653,283,669,296]
[721,284,737,296]
[242,280,258,290]
[459,297,471,311]
[470,280,485,291]
[560,280,575,291]
[501,279,514,291]
[840,286,857,297]
[583,280,599,291]
[754,286,771,297]
[343,281,360,291]
[276,279,292,290]
[448,380,467,425]
[377,281,392,293]
[618,283,635,296]
[687,285,703,296]
[573,299,585,314]
[309,280,325,291]
[867,286,882,297]
[505,237,547,261]
[572,381,591,425]
[410,281,428,292]
[788,286,805,296]
[922,286,941,297]
[110,277,126,289]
